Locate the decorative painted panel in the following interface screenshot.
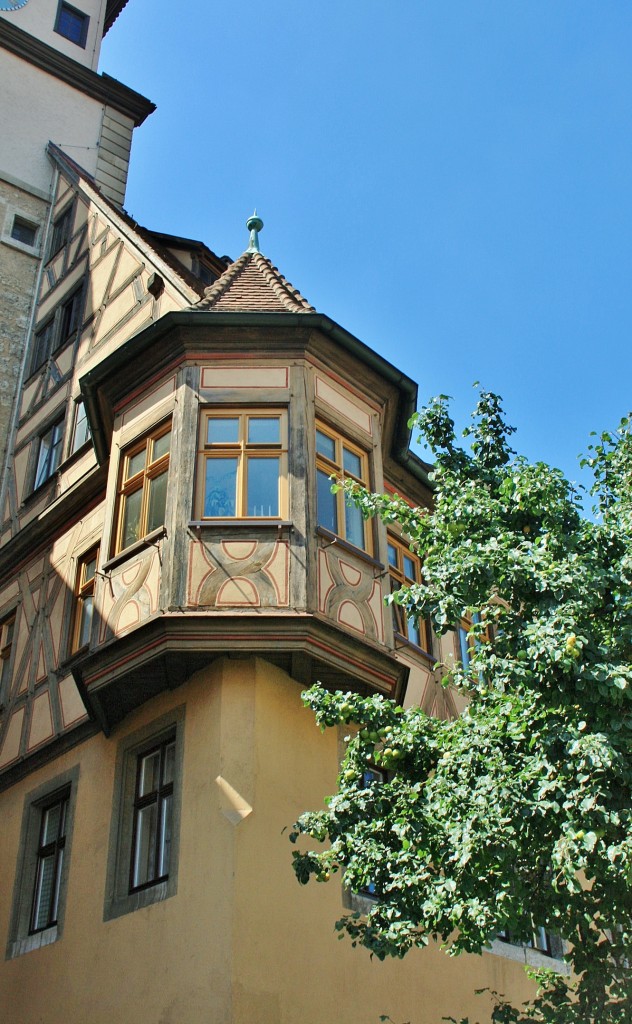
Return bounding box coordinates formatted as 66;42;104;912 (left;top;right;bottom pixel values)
188;538;290;608
317;546;384;643
98;546;162;642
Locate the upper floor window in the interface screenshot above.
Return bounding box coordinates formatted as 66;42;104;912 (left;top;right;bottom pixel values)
48;205;72;259
70;399;91;454
114;423;171;553
387;534;432;652
71;547;99;653
34;418;64;490
316;422;369;551
54;1;89;47
31;320;55;375
0;612;16;703
197;409;287;519
30;282;84;378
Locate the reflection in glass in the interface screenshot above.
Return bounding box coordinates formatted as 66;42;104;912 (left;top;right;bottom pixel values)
207;418;239;444
121;488;142;548
317;469;337;533
345;501;364;549
248;417;280;445
316;430;336;461
147;471;168;533
343;446;362;477
204;458;237;516
247;457;279;516
133;803;158;888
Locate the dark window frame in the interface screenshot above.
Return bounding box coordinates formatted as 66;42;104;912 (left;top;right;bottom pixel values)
48;204;73;260
129;734;175;893
11;215;38;248
54;0;89;47
0;610;17;705
33;416;65;491
29;790;69;935
69;398;91;455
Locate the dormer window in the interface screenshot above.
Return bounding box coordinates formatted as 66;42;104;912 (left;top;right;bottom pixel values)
54;1;89;47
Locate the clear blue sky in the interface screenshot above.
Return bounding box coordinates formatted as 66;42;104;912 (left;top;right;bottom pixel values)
101;1;632;488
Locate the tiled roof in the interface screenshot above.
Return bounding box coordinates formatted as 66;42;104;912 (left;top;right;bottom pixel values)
192;251;316;314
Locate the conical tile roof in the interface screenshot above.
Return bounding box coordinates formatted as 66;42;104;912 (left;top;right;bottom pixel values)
192;250;315;314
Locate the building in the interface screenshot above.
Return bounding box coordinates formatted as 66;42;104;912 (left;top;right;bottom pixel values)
0;4;558;1022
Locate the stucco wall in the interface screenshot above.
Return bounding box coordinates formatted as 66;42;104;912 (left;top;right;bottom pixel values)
0;657;539;1024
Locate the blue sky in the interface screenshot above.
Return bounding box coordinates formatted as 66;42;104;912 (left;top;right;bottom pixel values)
102;2;632;489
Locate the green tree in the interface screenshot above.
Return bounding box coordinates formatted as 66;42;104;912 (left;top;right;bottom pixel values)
291;391;632;1023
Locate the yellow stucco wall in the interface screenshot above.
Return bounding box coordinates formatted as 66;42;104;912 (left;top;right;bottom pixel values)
0;658;538;1024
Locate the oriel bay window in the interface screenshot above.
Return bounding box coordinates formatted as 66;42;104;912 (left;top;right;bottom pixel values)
115;422;171;553
387;534;432;652
316;422;369;551
197;409;287;518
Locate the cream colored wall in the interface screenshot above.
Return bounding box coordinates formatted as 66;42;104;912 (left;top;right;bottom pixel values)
0;657;538;1024
0;49;105;194
0;0;105;70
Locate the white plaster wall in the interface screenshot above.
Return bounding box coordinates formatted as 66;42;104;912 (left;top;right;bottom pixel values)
0;0;105;70
0;49;106;194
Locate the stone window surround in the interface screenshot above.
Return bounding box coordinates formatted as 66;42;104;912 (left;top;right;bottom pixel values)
1;206;41;257
5;765;80;960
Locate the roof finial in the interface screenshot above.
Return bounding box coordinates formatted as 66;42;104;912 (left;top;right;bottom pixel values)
246;210;263;253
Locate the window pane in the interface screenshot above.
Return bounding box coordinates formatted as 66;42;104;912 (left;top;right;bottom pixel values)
207;418;239;445
133;803;158;887
83;555;97;584
121;488;143;549
139;750;161;797
407;617;421;646
152;430;171;462
317;469;337;533
34;437;52;489
42;803;62;845
126;448;146;480
203;458;237;516
246;457;279;516
58;5;86;44
403;555;416;580
248;417;280;445
32;855;56;930
50;424;64;473
343;446;362;478
316;430;336;461
72;401;90;451
50;849;64;924
12;217;37;246
147;470;168;533
387;543;398;567
458;626;471;669
163;741;176;785
345;501;364;549
77;595;93;649
159;794;173;877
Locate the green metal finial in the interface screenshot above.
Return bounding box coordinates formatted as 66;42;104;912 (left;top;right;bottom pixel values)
246;210;263;253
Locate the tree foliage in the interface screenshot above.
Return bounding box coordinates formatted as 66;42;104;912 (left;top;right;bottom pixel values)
290;391;632;1023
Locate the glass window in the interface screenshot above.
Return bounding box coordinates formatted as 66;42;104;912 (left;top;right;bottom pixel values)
57;287;83;349
70;399;91;454
387;534;432;652
197;409;287;519
11;216;37;247
71;547;98;653
48;205;72;258
34;418;64;490
130;735;175;891
114;423;171;553
31;320;55;375
30;791;69;934
0;612;16;702
315;421;370;551
54;1;89;46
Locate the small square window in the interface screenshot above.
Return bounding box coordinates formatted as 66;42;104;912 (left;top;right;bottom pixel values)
33;418;65;491
11;216;37;248
54;1;89;47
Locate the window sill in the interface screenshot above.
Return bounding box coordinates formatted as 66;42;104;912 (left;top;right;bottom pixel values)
102;526;167;572
1;235;41;258
486;938;570;974
316;526;382;570
189;519;293;530
393;632;436;666
6;925;58;960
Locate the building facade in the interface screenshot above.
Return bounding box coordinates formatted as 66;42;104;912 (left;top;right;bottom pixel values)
0;5;559;1023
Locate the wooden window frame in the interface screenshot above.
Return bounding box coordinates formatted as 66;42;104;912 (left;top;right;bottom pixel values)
29;789;69;935
196;408;288;520
129;733;175;894
71;546;99;654
113;421;171;555
0;611;16;704
33;417;65;491
48;204;73;259
387;533;432;653
69;398;91;455
315;420;371;553
31;319;55;375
